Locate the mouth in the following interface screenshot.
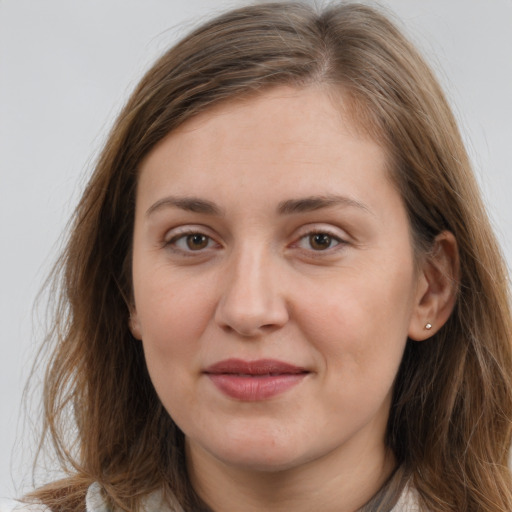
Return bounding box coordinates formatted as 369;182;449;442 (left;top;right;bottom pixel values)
204;359;310;401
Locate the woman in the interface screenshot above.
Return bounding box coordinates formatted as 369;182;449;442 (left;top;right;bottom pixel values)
10;1;512;511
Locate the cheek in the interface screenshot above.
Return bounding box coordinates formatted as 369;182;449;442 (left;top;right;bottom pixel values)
135;276;218;421
133;271;217;369
295;261;416;378
297;281;410;425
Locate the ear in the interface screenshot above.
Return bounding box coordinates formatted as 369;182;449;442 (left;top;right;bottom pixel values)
129;306;143;340
408;231;459;341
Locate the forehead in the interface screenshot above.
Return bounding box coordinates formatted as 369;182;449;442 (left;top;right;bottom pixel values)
171;84;378;145
138;85;391;194
137;85;395;214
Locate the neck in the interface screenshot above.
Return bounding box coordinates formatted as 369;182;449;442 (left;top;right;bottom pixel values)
186;434;396;512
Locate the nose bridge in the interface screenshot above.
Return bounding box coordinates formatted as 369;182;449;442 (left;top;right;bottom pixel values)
215;240;288;336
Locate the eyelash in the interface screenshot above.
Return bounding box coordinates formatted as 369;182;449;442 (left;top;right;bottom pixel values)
164;227;348;256
166;229;219;254
294;230;346;252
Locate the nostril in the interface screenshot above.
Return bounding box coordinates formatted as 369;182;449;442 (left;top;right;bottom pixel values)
216;308;286;337
213;264;289;336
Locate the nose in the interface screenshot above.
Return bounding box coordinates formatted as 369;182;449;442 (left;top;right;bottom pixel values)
214;247;289;337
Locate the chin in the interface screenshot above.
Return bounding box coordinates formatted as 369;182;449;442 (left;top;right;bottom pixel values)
219;451;305;473
203;434;314;473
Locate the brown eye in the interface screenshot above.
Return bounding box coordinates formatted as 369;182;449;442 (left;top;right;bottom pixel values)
309;233;334;250
186;234;210;250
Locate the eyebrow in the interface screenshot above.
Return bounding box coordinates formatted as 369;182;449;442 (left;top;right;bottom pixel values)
145;194;372;218
145;196;223;217
277;195;372;215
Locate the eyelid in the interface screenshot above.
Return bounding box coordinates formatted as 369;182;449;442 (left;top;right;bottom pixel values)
164;224;216;241
163;225;222;253
293;224;349;241
290;224;350;253
162;223;350;254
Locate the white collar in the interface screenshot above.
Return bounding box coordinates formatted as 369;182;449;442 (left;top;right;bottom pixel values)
85;481;419;512
85;482;184;512
389;484;420;511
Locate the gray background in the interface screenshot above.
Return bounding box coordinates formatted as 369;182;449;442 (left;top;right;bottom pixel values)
1;0;511;500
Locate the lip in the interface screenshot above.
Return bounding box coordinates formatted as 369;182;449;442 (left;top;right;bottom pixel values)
204;358;309;401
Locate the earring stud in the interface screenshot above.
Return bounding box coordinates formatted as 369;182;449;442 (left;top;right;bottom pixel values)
425;323;432;330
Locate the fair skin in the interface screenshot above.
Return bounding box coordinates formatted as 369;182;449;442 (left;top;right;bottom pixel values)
130;86;456;512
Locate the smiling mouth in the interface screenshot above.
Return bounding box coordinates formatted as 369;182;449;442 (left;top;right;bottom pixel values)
204;359;309;401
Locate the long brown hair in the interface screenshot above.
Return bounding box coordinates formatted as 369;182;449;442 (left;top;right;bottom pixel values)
27;2;512;511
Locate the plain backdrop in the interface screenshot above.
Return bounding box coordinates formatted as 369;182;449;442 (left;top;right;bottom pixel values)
1;0;511;500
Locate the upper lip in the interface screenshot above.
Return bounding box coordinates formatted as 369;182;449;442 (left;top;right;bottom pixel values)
204;358;309;375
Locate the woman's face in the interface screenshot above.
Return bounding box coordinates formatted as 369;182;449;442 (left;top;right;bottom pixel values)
131;86;425;474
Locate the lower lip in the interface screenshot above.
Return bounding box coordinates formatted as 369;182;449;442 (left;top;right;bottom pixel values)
207;373;307;401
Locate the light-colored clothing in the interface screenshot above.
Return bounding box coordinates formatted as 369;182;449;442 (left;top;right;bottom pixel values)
390;485;420;511
0;483;183;512
0;499;50;512
0;482;419;511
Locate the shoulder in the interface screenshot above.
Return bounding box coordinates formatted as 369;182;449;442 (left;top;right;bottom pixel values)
390;484;421;511
86;482;185;512
0;500;50;512
85;483;108;512
0;483;184;512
